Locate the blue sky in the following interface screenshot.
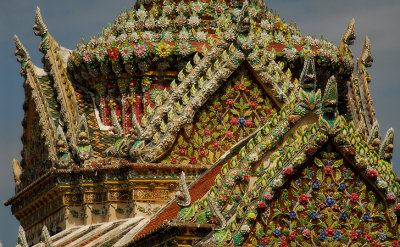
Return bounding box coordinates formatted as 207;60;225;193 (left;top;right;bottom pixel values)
1;0;399;246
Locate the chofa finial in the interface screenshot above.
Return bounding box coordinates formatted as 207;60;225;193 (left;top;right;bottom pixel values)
14;35;30;63
358;36;373;69
339;18;356;58
14;35;31;76
379;128;394;162
175;171;191;207
33;6;48;37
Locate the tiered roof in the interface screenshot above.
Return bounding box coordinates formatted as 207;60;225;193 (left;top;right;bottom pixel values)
6;0;398;246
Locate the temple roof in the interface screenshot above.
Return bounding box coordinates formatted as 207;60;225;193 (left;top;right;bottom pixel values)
8;1;394;246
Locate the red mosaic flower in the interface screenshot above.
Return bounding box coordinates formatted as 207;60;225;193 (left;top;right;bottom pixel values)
214;105;220;111
299;194;308;205
366;234;372;241
230;118;238;125
213;141;221;150
289;231;296;241
226;99;234;106
245;120;253;128
190;156;197;164
241;172;250;182
257;201;266;210
203;129;211;136
393;240;400;247
283;167;293;176
218;193;228;203
262;237;269;245
302;229;311;239
225;131;233;138
171;157;177;164
234;85;240;91
350;193;359;202
198;149;206;157
350;231;358;239
396;203;400;211
367;169;378;179
264;193;273;201
266;109;272;115
326;227;334;237
323;165;332;174
179;148;186;156
250;101;258;109
387;193;396;201
280;241;288;247
108;48;119;61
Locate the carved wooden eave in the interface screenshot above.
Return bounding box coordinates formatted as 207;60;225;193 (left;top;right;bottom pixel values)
14;35;58;163
34;6;80;144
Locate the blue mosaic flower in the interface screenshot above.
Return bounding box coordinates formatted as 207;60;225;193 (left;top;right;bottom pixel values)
310;171;314;178
320;230;327;241
238;118;246;126
289;211;296;220
379;233;386;241
333;230;342;240
326;197;335;207
311;211;319;220
363;213;371;221
339;182;346;190
340;212;348;220
273;228;281;237
312;181;320;190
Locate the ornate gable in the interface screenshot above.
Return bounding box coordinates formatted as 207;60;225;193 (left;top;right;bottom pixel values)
160;64;279;166
244;145;398;247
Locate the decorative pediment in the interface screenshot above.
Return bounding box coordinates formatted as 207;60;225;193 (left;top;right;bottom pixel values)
241;146;399;247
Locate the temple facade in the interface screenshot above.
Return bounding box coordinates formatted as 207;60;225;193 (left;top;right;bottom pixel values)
5;0;400;246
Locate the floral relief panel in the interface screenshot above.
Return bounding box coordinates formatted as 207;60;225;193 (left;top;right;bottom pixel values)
245;148;400;247
161;66;278;165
